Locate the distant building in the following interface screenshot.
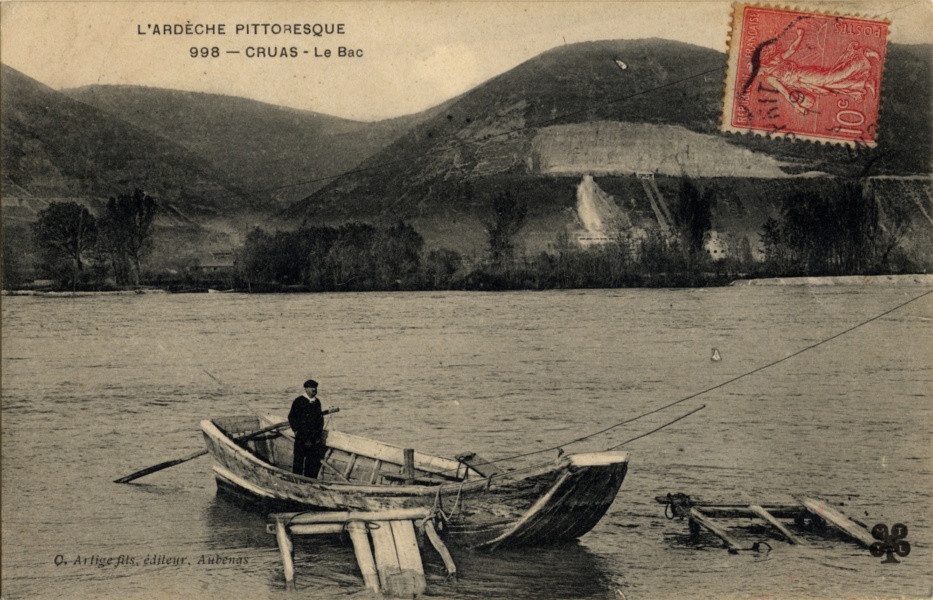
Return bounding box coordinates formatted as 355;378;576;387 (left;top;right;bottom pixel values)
190;251;235;274
705;230;727;258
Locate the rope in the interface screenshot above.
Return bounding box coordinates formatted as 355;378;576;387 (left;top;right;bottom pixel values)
606;405;706;450
353;286;930;482
478;287;933;465
453;481;465;517
429;486;447;523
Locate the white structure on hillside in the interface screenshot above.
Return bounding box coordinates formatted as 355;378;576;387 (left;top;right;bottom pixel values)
574;175;630;247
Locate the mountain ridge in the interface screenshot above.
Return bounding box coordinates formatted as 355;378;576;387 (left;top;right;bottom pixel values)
0;64;257;218
283;38;931;253
64;84;455;208
3;38;931;264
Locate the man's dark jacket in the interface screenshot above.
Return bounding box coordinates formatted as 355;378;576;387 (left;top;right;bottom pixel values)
288;395;324;476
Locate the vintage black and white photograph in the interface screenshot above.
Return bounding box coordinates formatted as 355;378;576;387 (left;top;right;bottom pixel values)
1;1;931;598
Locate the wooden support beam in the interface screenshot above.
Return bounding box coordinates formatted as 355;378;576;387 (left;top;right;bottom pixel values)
288;523;345;536
347;522;380;594
370;459;383;484
274;518;296;590
382;472;451;485
273;507;433;525
655;496;802;518
748;504;804;545
343;453;358;479
390;520;427;597
688;508;743;551
403;448;415;485
268;511;437;597
798;497;874;547
684;506;803;519
423;519;456;578
370;520;402;593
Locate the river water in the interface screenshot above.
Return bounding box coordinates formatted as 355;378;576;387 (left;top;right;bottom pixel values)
2;286;931;600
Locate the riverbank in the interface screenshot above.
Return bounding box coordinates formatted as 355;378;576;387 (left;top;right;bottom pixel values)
6;274;932;296
1;288;169;297
731;274;933;286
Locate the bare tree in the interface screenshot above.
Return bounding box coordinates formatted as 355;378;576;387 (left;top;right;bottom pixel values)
31;201;97;287
99;189;157;285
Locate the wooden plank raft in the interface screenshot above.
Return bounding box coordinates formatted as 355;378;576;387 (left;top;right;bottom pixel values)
657;493;875;552
268;507;455;597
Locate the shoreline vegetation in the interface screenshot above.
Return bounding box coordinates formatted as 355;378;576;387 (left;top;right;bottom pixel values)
4;274;933;296
5;180;930;295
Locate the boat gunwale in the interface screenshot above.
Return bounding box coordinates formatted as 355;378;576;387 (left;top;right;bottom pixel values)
200;418;630;497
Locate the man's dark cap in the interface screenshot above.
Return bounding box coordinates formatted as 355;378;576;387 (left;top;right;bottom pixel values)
303;379;318;389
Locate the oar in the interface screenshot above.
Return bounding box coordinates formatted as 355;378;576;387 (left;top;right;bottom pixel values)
115;408;339;484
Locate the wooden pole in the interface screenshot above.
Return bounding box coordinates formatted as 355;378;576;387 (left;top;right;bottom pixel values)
403;448;415;485
115;408;338;484
273;508;432;525
423;519;457;578
287;523;345;536
274;517;296;590
347;522;380;594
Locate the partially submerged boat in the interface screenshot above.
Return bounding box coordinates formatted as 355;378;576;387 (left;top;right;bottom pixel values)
201;415;630;549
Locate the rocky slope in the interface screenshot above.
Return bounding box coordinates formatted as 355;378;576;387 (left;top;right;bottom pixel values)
285;39;932;254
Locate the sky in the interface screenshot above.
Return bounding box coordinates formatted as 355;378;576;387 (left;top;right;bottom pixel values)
1;0;931;121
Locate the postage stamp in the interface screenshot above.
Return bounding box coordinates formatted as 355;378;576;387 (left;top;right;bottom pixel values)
722;3;889;146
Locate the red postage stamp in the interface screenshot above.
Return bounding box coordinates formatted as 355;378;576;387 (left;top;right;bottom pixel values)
722;4;889;146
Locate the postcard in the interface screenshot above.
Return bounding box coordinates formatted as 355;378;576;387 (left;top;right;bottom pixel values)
2;1;931;599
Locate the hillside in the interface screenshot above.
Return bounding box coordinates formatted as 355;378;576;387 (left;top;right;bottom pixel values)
65;86;452;208
286;39;932;252
0;65;256;220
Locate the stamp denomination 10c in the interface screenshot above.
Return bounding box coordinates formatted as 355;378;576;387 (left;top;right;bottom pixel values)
722;3;888;147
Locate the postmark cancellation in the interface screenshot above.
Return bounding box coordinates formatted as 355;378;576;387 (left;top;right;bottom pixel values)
722;3;889;147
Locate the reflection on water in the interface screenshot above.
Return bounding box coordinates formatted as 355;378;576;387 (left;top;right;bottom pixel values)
450;544;618;600
204;493;619;600
2;288;931;599
204;495;271;551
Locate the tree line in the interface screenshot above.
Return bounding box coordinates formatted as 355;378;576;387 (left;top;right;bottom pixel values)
232;178;920;291
28;189;157;288
232;180;734;291
759;181;917;276
235;221;430;291
10;178;921;292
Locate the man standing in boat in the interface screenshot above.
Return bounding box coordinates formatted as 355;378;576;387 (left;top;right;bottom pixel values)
288;379;325;478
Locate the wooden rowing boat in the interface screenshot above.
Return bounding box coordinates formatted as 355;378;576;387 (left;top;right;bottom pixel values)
200;415;630;549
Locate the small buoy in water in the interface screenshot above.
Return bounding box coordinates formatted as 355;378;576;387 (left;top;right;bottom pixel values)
711;348;722;362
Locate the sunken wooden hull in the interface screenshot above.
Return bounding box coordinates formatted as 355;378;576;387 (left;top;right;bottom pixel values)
201;415;629;549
